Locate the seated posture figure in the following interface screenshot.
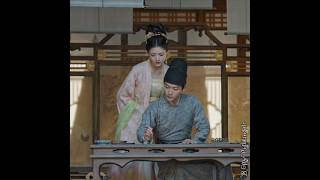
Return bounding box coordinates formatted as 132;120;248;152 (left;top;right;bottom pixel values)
137;58;233;180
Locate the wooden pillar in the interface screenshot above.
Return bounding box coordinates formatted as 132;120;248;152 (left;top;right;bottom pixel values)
177;28;187;57
121;34;128;60
92;44;100;142
221;46;228;139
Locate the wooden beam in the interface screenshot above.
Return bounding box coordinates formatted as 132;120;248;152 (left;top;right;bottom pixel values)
98;60;223;66
70;56;95;60
205;30;223;46
70;72;94;76
70;43;96;48
134;22;207;32
224;44;250;48
70;46;80;51
98;34;114;46
186;61;223;66
226;57;249;61
98;45;222;50
226;72;250;76
98;60;143;66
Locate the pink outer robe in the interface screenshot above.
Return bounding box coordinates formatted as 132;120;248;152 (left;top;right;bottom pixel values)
116;60;169;143
109;60;168;180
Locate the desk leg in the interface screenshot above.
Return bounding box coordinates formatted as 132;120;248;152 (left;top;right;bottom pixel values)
224;165;233;180
214;164;233;180
93;160;100;180
212;165;217;180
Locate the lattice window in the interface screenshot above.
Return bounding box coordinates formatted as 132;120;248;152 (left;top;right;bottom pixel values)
205;11;227;29
134;10;197;23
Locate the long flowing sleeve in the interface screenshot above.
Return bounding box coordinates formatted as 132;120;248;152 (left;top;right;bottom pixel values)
116;68;136;113
191;97;210;144
137;102;158;143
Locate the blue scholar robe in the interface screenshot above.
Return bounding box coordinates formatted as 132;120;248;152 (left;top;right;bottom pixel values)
137;94;232;180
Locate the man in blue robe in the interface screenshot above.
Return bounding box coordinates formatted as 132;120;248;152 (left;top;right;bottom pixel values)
137;58;232;180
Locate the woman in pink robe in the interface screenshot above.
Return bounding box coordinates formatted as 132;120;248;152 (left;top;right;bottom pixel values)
110;24;169;180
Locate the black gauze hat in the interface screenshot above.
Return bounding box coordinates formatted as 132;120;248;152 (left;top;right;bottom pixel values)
164;58;188;88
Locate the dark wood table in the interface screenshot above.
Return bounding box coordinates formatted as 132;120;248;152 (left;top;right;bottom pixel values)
90;143;250;180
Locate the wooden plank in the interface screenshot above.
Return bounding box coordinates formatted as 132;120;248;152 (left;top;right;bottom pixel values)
97;60;223;66
70;72;94;76
226;72;250;76
224;44;250;48
70;43;96;47
102;56;216;59
99;45;222;50
226;57;249;61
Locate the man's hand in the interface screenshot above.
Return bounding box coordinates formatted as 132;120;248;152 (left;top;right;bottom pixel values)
144;127;153;141
181;139;193;144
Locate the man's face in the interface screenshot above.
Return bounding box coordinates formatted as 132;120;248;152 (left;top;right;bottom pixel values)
164;82;183;105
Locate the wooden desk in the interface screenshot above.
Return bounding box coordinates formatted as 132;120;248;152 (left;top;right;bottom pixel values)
90;143;250;180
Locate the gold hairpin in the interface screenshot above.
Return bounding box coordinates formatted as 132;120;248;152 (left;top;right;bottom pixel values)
145;33;168;44
146;32;167;40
